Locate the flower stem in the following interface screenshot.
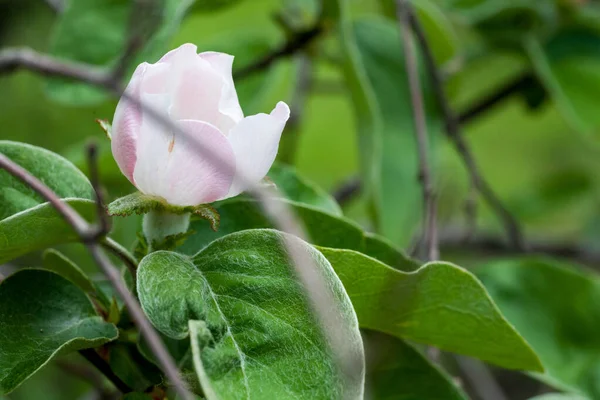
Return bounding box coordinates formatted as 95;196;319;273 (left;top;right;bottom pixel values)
143;210;190;251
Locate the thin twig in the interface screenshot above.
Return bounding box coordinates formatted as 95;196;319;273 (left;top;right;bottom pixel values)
407;8;526;251
458;73;536;125
112;0;160;81
233;25;323;80
101;237;138;280
439;227;600;266
87;143;111;239
0;48;110;86
395;0;439;261
0;154;193;400
333;177;362;206
78;349;132;394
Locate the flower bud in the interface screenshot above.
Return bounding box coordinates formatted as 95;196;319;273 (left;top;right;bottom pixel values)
111;43;290;206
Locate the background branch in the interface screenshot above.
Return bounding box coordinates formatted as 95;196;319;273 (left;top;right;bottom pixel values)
458;73;536;125
396;0;439;261
407;7;526;251
233;24;322;80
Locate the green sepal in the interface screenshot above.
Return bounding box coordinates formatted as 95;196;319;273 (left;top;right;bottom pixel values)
108;192;220;231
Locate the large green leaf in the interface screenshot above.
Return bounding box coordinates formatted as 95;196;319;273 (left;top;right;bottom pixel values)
46;0;194;105
0;199;96;264
477;257;600;398
319;247;543;371
137;229;364;399
0;141;93;220
0;269;118;394
179;197;418;272
364;331;468;400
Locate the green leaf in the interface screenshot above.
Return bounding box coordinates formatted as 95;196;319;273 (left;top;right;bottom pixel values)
525;30;600;136
137;229;364;399
46;0;194;105
318;247;543;371
42;249;96;295
477;257;600;398
0;269;118;395
333;11;441;246
268;163;342;216
0;199;96;264
364;331;468;400
179;197;419;272
0;141;93;220
108;192;219;231
43;249;112;311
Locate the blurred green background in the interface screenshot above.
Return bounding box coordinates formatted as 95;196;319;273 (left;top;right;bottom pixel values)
3;0;600;399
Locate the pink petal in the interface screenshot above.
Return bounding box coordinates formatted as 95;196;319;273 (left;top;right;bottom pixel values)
132;104;236;206
111;62;148;183
224;101;290;199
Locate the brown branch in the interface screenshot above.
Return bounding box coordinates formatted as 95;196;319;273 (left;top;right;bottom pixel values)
233;25;323;80
407;8;526;251
0;153;193;400
439;228;600;266
101;237;138;280
396;0;439;261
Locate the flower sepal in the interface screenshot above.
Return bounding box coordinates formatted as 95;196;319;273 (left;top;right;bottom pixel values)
107;191;220;232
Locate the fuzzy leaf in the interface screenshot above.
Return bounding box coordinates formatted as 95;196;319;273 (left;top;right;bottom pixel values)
319;247;543;372
137;229;364;399
0;269;118;394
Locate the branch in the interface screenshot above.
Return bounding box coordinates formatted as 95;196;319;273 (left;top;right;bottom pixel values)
458;73;536;125
407;8;526;250
233;25;323;80
396;0;439;261
333;177;362;206
439;228;600;266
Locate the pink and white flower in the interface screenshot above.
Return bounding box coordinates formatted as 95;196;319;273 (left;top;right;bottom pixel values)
111;43;290;206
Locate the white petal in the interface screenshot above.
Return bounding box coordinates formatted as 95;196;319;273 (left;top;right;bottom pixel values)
199;51;244;129
133;92;236;206
223;101;290;199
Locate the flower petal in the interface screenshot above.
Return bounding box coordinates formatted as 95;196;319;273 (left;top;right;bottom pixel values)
132;97;236;206
158;43;199;64
224;101;290;199
199;51;244;128
111;62;148;183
